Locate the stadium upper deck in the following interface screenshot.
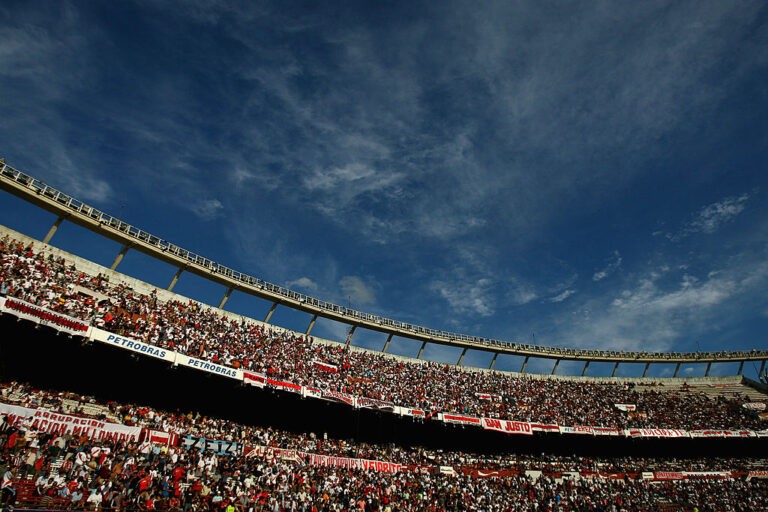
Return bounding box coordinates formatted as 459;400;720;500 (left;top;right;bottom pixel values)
1;158;768;380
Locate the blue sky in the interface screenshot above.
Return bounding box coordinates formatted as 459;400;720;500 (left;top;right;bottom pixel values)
1;1;768;378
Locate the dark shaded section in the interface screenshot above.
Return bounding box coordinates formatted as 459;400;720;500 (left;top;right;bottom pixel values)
0;314;766;460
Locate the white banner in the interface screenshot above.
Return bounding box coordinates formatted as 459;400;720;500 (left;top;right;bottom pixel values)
1;297;91;337
176;354;242;380
615;404;637;412
482;418;533;435
559;425;593;435
90;329;176;362
243;371;266;387
0;404;140;442
626;428;689;438
742;402;766;411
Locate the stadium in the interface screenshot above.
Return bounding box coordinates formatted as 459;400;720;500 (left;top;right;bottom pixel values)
1;157;767;512
2;3;768;511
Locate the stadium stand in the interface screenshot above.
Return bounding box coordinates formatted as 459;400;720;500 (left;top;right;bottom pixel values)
0;235;766;435
1;381;768;512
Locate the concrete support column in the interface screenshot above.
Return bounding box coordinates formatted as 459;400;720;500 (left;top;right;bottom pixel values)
705;362;712;377
417;340;427;359
218;287;233;309
643;362;651;378
264;302;278;324
305;315;318;336
760;360;766;378
520;356;529;374
489;352;499;370
457;348;468;366
738;361;744;375
344;325;356;346
612;362;620;377
673;363;681;378
110;245;130;271
382;333;393;353
551;359;561;375
582;360;590;377
43;216;65;244
167;268;183;292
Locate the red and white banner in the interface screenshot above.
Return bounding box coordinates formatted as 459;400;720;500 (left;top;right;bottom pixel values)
401;407;426;418
742;402;766;411
312;360;338;373
267;377;302;394
145;429;179;446
748;471;768;480
615;404;637;412
1;297;91;336
559;425;593;435
475;393;502;402
243;371;266;388
592;426;622;436
303;387;323;399
653;472;686;481
482;418;533;435
626;428;688;438
307;453;404;473
91;329;176;362
321;390;356;406
531;423;560;433
0;404;140;442
689;430;755;438
442;413;482;426
245;446;304;463
356;397;395;411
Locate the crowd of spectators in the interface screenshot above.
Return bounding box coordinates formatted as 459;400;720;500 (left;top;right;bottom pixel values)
1;236;766;433
2;380;768;512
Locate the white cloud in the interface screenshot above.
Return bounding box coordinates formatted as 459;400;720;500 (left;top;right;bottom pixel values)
551;257;768;352
191;199;224;220
668;193;751;241
593;251;622;282
549;289;576;303
285;277;319;291
431;278;495;317
339;275;376;306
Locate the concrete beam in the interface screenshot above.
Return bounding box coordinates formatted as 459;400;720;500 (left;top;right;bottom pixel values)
673;363;681;378
110;245;130;271
417;340;427;359
520;356;529;374
643;362;651;378
42;216;65;244
457;347;468;366
218;287;233;309
705;362;712;377
167;268;183;292
582;360;590;377
489;352;499;370
551;359;561;375
306;314;318;336
611;362;620;377
382;333;393;353
264;302;278;324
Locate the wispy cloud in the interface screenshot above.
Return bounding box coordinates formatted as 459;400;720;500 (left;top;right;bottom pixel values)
667;193;751;241
191;199;224;220
285;277;319;292
549;289;576;303
593;251;622;282
430;278;495;317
